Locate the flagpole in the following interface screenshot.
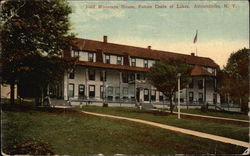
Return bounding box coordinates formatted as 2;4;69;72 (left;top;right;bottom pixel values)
193;29;198;56
196;46;197;56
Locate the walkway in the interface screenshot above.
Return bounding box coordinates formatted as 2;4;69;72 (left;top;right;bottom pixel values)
82;111;250;148
165;111;249;123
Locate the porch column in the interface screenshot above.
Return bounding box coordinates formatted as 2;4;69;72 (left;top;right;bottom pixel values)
119;71;122;105
64;72;68;100
134;72;137;104
149;85;152;104
103;70;106;103
203;76;206;104
85;68;88;99
186;85;188;109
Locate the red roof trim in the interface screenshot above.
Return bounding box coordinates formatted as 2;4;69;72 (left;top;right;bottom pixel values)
76;61;149;72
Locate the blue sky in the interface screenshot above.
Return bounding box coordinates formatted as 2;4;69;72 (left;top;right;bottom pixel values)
68;0;249;68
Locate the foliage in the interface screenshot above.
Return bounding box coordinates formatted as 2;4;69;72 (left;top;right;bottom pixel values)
1;0;75;104
147;59;192;113
17;54;75;99
218;48;249;112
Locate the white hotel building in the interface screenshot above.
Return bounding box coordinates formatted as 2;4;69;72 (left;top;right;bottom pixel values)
51;36;220;107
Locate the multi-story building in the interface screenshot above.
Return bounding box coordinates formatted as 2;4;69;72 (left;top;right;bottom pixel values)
51;36;220;107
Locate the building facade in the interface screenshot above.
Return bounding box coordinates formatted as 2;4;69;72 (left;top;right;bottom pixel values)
52;36;220;106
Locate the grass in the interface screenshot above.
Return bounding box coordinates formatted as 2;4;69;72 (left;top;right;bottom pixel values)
1;104;247;154
175;108;249;120
80;106;249;142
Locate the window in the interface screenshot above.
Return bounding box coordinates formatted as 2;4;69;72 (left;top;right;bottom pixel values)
117;56;122;65
122;72;128;83
78;85;85;98
123;87;128;95
107;87;113;95
198;80;203;89
105;55;110;64
68;83;74;97
115;87;120;96
100;71;106;81
189;92;193;102
198;93;203;103
189;79;194;88
144;60;148;68
100;86;104;99
107;86;113;100
89;85;95;98
72;51;79;58
131;58;136;66
213;79;217;91
88;53;94;62
136;73;141;80
115;87;120;100
69;70;75;79
159;92;164;101
88;70;95;80
129;73;135;82
141;73;146;80
144;89;149;101
213;93;217;104
151;90;156;101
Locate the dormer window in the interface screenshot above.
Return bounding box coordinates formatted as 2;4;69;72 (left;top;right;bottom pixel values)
105;54;110;64
72;51;79;58
69;70;75;79
144;60;148;68
131;58;136;66
88;53;94;62
117;56;122;65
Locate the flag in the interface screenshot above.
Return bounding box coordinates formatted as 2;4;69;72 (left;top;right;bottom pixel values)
193;30;198;44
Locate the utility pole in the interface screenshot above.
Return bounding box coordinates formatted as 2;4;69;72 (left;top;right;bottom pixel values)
177;73;181;119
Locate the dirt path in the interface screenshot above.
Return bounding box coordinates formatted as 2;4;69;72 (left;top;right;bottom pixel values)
82;111;250;148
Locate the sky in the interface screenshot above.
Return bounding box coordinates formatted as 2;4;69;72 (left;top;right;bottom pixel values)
68;0;249;68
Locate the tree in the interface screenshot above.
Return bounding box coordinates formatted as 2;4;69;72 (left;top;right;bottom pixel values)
1;0;74;105
147;59;192;113
218;48;249;113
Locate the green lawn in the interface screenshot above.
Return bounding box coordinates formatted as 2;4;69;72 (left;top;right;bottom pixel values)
80;106;249;142
2;105;247;154
175;108;249;120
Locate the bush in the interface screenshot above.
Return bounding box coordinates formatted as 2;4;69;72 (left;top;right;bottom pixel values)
201;105;208;112
103;103;108;107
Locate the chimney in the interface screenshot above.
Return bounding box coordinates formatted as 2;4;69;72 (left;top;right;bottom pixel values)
191;53;195;56
148;46;151;50
103;35;108;43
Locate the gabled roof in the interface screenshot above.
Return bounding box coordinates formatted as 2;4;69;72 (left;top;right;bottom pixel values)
71;38;219;68
190;65;214;77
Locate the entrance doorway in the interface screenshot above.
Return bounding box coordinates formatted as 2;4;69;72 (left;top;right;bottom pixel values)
136;88;140;102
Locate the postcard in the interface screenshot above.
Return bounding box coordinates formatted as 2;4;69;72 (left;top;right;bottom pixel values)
1;0;249;155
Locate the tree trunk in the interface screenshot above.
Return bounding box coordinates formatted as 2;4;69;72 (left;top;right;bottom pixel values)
41;87;44;107
10;81;15;105
169;95;173;114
